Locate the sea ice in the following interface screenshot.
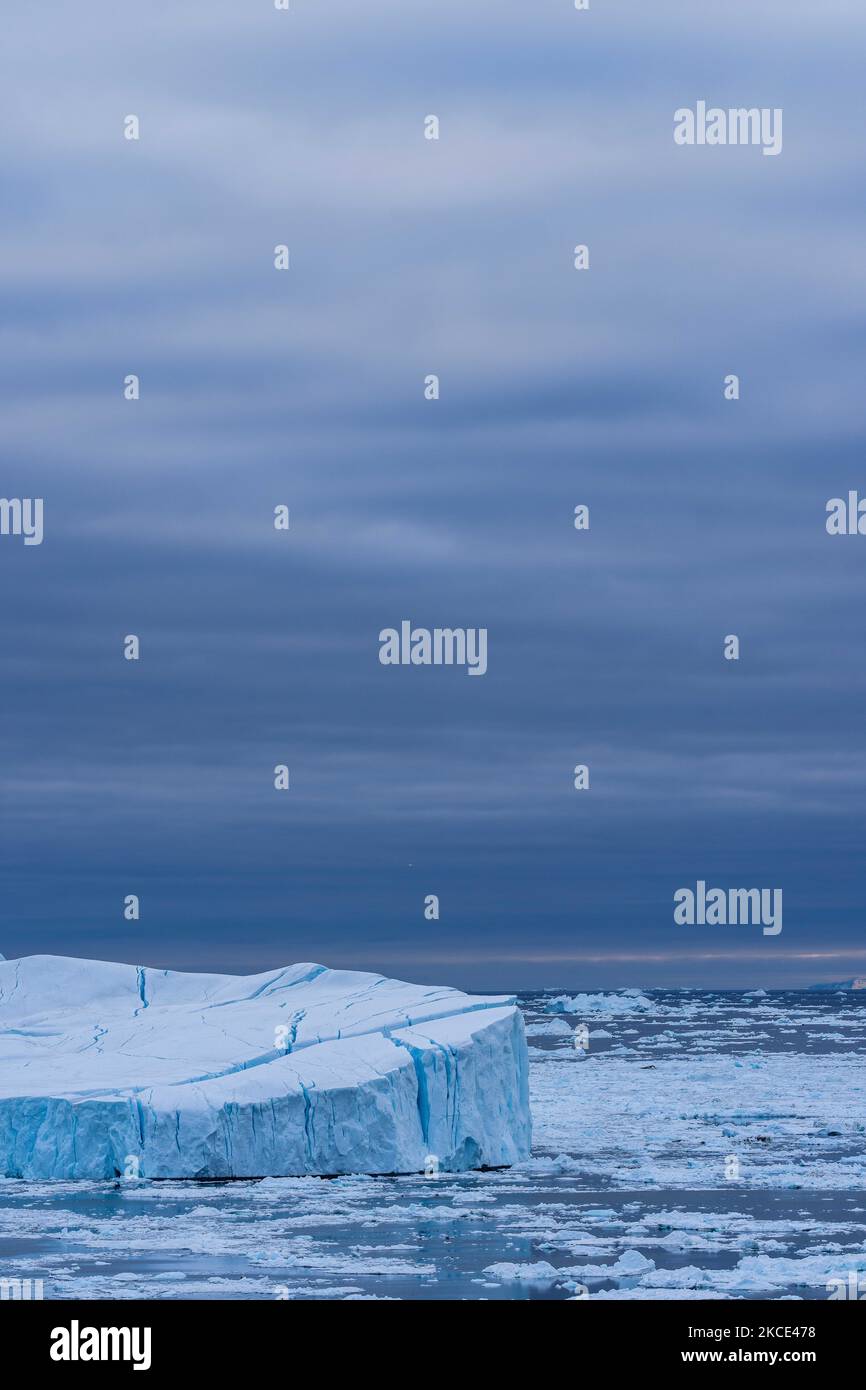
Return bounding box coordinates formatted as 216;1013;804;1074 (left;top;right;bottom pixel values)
545;991;654;1017
0;955;530;1180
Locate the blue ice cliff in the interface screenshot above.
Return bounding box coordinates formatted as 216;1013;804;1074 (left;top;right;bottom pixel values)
0;956;531;1179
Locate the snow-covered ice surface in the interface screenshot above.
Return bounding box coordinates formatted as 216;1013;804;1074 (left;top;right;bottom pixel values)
1;988;865;1300
0;956;530;1179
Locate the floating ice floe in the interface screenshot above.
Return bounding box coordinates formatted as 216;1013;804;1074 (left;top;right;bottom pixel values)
544;990;654;1017
0;955;530;1180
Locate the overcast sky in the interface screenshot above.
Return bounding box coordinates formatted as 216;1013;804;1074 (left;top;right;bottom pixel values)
2;1;865;989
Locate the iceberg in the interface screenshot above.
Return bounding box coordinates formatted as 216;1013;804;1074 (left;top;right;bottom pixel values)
0;955;530;1180
545;990;654;1017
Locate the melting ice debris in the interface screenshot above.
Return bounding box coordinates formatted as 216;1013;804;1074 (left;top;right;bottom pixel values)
0;955;531;1180
547;990;653;1017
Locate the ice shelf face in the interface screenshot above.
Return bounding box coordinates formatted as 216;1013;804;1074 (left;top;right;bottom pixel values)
0;956;531;1180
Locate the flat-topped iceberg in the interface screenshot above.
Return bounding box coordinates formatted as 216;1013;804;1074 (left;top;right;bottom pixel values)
809;978;866;991
0;955;530;1180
